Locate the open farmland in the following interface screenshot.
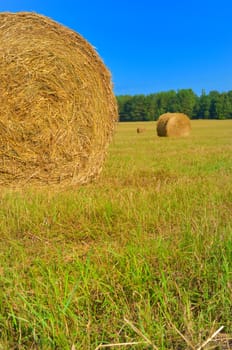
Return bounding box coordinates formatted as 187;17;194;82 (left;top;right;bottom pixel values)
0;120;232;349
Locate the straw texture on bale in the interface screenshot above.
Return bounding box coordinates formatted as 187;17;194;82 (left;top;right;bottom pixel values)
0;12;118;186
156;113;191;137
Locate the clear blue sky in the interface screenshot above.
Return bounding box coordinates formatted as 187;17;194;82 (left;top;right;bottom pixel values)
1;0;232;96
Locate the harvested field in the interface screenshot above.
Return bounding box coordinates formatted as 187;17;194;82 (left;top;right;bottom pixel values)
0;120;232;349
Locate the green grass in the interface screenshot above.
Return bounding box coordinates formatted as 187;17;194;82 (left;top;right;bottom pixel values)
0;120;232;349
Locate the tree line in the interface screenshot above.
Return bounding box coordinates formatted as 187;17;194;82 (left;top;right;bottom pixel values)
116;89;232;121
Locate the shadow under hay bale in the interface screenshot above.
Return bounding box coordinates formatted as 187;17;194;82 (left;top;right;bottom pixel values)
0;12;118;186
156;113;191;137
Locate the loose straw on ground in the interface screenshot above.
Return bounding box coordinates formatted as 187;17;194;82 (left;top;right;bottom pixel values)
94;317;158;350
196;326;224;350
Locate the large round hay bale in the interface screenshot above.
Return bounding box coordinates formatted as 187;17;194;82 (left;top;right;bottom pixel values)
156;113;191;137
0;12;118;186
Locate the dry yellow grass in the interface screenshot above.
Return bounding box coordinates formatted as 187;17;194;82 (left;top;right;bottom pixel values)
0;120;232;349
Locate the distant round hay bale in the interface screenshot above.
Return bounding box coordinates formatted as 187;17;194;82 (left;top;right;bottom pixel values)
156;113;191;137
0;12;118;186
136;127;146;133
